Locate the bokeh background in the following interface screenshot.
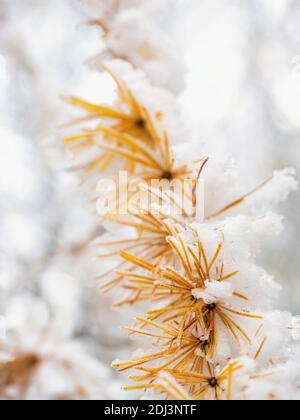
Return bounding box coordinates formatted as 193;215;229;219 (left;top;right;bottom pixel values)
0;0;299;398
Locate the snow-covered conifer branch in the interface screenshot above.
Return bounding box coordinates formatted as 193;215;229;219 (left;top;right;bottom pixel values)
63;0;299;400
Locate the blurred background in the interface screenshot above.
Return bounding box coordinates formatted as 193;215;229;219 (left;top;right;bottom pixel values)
0;0;299;398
